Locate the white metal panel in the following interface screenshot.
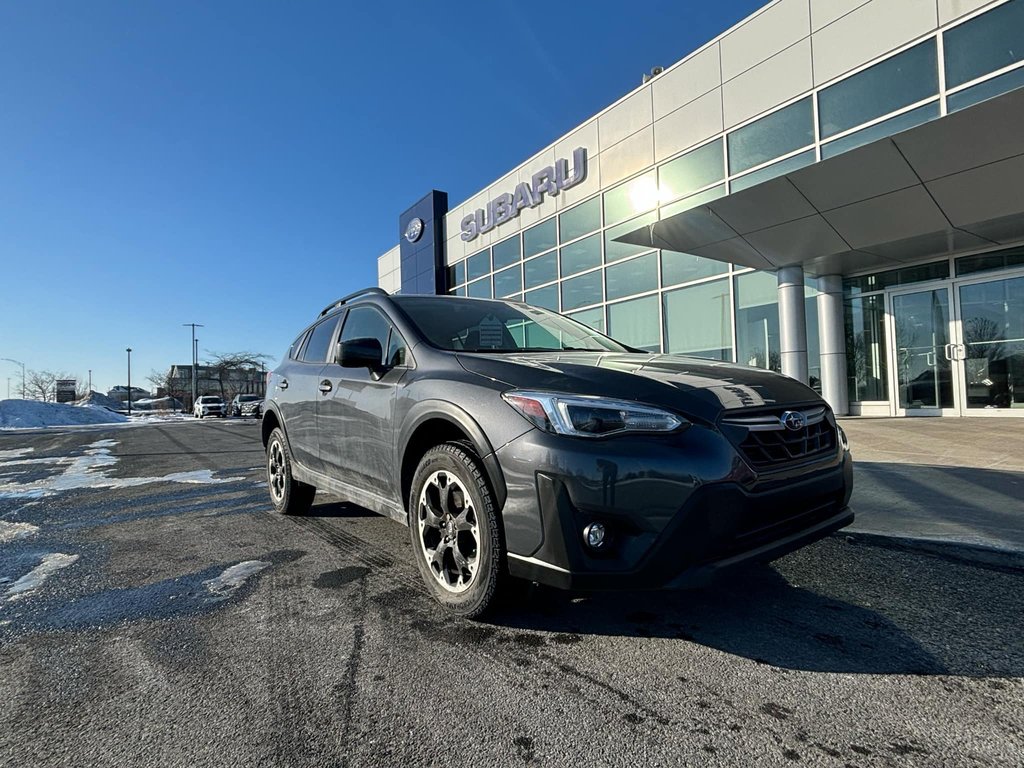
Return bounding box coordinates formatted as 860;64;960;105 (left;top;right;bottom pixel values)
938;0;998;24
597;87;654;151
811;0;938;84
723;39;813;128
653;89;724;162
721;0;810;80
652;43;723;120
810;0;870;31
598;126;655;186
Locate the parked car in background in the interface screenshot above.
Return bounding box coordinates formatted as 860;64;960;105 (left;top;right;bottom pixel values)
230;394;264;418
193;395;225;418
262;289;853;618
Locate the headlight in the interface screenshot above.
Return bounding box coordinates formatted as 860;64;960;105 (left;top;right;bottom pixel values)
501;390;688;438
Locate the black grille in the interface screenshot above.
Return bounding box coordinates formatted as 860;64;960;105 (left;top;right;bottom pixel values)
725;411;837;469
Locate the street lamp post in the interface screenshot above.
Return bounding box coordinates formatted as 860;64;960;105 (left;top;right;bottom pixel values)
1;358;25;399
182;323;204;409
126;348;133;416
88;369;92;394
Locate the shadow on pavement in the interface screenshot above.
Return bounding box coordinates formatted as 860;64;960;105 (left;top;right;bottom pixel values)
486;536;1024;678
306;501;380;518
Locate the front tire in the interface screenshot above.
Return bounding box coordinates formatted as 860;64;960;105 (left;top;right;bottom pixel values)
408;443;505;618
266;427;315;515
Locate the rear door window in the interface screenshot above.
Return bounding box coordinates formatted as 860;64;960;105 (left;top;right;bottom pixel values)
302;316;341;363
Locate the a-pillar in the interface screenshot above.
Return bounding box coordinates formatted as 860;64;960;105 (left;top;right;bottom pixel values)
816;274;849;415
776;266;808;384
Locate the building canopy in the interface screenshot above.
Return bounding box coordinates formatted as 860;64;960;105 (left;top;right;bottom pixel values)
614;87;1024;277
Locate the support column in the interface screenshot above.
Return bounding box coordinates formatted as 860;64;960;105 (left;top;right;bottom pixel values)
816;274;849;415
777;266;808;384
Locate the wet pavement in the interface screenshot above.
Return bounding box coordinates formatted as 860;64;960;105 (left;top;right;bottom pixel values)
0;420;1022;767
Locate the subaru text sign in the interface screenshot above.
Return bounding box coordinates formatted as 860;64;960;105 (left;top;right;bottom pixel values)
460;147;588;242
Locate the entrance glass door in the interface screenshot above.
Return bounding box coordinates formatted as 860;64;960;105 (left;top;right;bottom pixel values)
889;286;957;415
955;274;1024;414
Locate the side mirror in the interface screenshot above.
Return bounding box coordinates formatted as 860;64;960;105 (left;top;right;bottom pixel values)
338;337;383;370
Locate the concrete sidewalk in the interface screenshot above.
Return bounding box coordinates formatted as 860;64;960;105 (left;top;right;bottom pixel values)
840;418;1024;553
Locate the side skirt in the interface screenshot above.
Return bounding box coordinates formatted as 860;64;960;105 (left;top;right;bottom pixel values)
291;461;407;524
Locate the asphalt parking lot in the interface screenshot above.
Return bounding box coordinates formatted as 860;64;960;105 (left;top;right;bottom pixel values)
1;420;1022;767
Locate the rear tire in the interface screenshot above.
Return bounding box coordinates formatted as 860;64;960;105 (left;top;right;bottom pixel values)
408;443;505;618
267;427;315;515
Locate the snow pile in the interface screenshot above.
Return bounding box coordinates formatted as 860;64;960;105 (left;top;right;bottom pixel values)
0;400;129;429
75;391;124;411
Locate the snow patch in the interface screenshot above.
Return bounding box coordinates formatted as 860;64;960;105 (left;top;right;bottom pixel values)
0;439;242;499
0;400;129;430
203;560;271;599
6;553;79;600
0;520;39;543
0;447;34;460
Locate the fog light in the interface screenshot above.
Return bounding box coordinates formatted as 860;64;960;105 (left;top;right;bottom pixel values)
583;522;607;550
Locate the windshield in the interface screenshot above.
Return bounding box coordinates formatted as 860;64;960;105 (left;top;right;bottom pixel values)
393;297;629;353
239;395;260;402
199;396;221;403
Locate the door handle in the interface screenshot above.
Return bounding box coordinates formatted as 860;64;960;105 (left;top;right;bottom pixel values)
943;343;954;361
318;380;333;394
278;378;288;390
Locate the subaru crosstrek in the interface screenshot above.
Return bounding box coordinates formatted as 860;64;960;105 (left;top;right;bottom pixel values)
262;288;853;617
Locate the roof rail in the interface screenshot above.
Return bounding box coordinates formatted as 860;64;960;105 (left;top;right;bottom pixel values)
318;287;389;317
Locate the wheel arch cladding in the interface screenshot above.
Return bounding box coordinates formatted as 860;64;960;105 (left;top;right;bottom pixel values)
261;406;281;447
399;408;507;518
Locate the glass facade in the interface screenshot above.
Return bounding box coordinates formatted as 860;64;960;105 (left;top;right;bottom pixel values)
434;0;1024;411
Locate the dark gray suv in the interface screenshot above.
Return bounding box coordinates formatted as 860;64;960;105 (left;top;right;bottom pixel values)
262;288;853;617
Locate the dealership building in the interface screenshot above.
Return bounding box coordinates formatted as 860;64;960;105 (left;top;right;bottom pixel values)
377;0;1024;418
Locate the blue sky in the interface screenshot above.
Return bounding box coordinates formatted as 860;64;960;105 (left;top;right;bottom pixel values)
0;0;766;394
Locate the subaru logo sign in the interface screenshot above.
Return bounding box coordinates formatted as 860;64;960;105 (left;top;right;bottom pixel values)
404;217;424;243
781;410;805;431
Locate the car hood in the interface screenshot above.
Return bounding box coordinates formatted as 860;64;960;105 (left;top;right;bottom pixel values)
456;351;823;423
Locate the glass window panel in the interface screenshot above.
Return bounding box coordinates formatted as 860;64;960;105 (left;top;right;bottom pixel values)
660;184;727;219
608;295;661;351
525;284;559;311
603;170;658;225
605;210;658;263
959;276;1024;410
948;65;1024;112
560;233;602;277
523;251;557;288
447;260;466;288
819;39;938;139
467;250;490;281
956;246;1024;276
821;103;939;159
658;139;725;203
568;307;606;334
663;279;733;360
735;271;780;372
804;279;821;394
661;251;727;287
559;197;601;242
606;252;658;301
561;271;603;311
844;294;889;401
493;265;522;297
491;235;521;270
302;317;341;363
730;149;815;192
523;218;557;258
844;261;949;294
467;276;492;298
944;0;1024;88
727;97;813;175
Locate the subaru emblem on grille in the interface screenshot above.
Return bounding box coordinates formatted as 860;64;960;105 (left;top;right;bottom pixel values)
780;410;805;431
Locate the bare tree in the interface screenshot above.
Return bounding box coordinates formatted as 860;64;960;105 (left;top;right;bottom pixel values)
146;368;187;411
24;370;55;401
205;351;271;402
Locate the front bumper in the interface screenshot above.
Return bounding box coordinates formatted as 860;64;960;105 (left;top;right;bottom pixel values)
496;422;853;591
